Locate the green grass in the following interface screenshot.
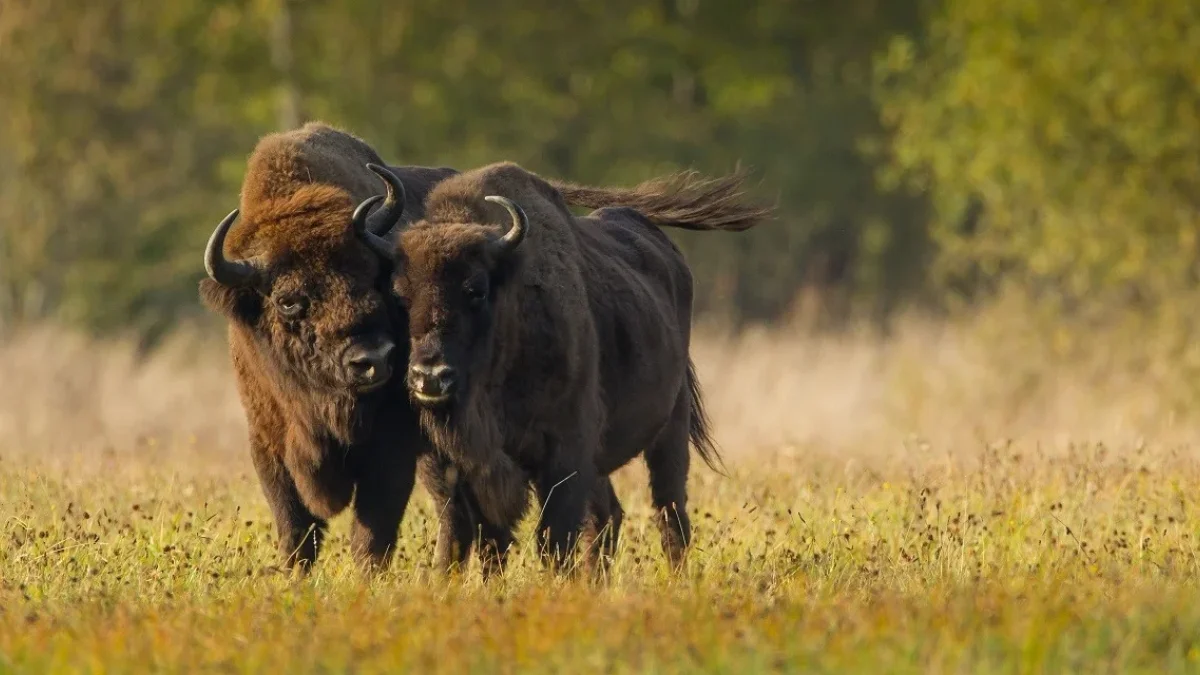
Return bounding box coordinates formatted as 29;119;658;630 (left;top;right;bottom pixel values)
6;443;1200;673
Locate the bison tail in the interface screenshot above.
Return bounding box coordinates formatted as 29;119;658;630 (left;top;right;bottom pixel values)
551;168;773;233
687;359;726;475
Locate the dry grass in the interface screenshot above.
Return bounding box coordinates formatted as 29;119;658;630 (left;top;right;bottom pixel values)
5;312;1200;672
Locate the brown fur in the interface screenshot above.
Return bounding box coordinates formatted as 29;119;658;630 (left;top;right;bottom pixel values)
388;162;771;573
549;168;772;232
199;122;458;572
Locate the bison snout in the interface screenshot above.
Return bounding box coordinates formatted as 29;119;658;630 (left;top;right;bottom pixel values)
407;362;457;404
342;340;395;392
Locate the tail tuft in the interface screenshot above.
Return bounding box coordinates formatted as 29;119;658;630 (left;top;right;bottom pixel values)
552;168;774;232
686;359;725;475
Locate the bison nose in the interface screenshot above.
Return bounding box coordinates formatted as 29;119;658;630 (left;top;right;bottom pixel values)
407;362;457;401
343;341;395;390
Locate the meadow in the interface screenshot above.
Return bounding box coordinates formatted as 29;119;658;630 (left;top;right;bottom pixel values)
5;312;1200;673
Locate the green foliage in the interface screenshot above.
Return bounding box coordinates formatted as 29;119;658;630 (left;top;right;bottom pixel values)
878;0;1200;311
0;0;927;337
0;0;271;338
3;0;1198;338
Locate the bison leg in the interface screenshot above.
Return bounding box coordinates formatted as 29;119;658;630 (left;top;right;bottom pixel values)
645;393;693;572
250;442;326;573
579;476;624;580
533;448;597;573
420;454;475;573
420;454;516;578
475;521;516;580
466;493;516;581
348;443;418;573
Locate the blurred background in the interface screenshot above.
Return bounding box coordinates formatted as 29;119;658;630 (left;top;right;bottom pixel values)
1;0;1198;461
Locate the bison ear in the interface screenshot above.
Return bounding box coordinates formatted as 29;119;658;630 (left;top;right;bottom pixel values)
199;278;263;325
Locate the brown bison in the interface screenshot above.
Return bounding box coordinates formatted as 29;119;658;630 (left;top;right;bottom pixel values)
199;122;462;572
372;162;770;573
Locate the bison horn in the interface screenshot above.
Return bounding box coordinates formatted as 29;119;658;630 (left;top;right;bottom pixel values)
362;228;396;260
361;163;407;236
204;209;263;287
485;196;528;255
351;194;398;260
351;194;384;232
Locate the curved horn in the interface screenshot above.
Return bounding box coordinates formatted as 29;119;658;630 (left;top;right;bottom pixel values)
204;209;262;287
350;194;397;260
484;195;529;255
350;194;383;233
362;229;396;261
363;163;407;235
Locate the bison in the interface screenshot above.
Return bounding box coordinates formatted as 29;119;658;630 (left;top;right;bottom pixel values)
371;162;771;574
199;122;462;573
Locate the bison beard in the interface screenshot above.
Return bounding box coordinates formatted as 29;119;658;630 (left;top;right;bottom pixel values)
376;161;771;575
417;405;530;526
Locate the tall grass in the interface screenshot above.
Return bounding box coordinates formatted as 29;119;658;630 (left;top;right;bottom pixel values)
6;309;1200;672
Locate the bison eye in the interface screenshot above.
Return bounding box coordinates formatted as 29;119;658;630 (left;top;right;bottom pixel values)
277;295;307;318
464;279;488;306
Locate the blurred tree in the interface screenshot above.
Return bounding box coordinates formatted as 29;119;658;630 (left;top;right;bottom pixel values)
879;0;1200;314
0;0;274;340
298;0;930;325
0;0;931;338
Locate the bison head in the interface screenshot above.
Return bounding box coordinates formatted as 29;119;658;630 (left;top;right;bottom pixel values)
381;188;528;409
200;164;407;395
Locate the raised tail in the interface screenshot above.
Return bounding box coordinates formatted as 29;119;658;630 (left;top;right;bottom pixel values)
686;359;725;475
551;168;773;232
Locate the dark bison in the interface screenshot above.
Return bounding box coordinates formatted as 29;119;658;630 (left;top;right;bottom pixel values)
199;122;462;572
373;162;770;573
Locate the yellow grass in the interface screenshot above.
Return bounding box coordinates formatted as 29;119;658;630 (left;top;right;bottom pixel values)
5;313;1200;673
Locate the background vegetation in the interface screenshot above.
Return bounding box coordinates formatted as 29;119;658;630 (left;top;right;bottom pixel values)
5;0;1195;340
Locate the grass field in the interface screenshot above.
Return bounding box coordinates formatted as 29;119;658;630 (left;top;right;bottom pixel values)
5;317;1200;673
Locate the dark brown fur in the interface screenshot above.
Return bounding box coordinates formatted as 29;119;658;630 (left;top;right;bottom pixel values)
550;168;771;232
199;122;458;572
387;162;770;574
